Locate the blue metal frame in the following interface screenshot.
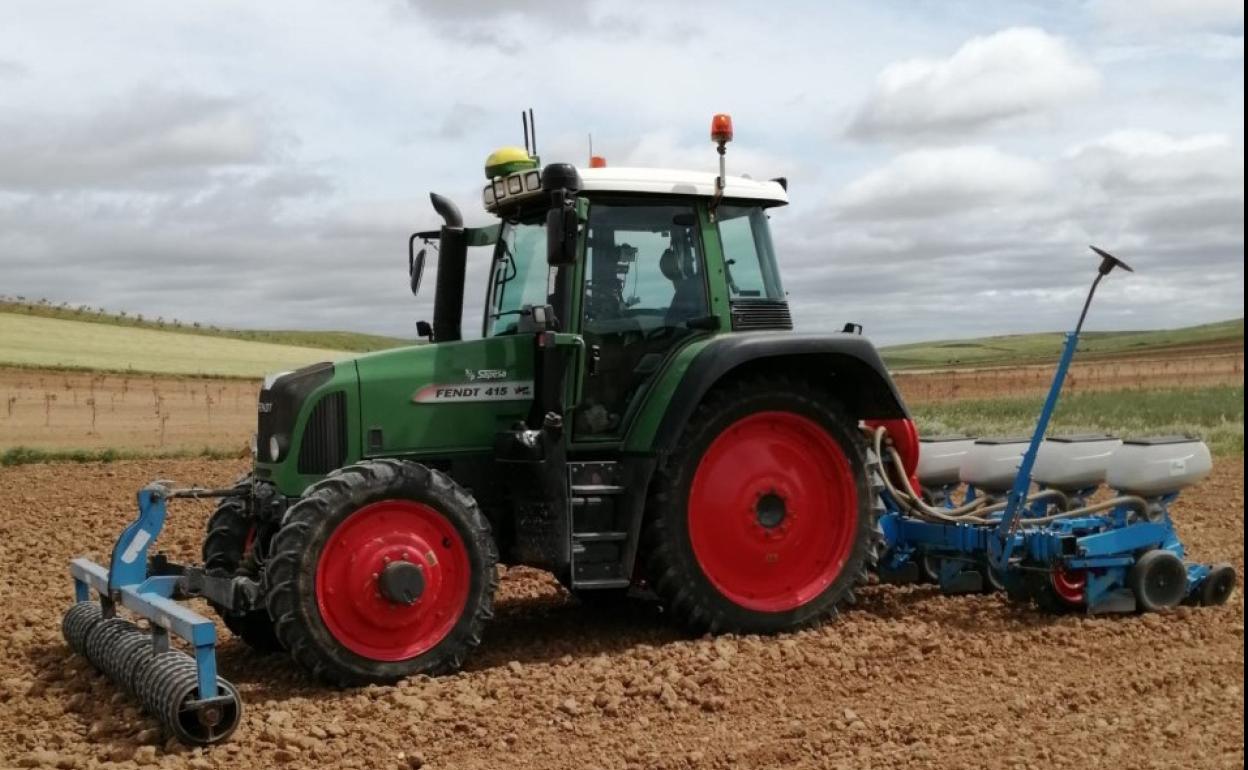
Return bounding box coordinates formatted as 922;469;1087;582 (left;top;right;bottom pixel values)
878;475;1220;613
875;251;1226;614
68;485;220;699
990;331;1079;572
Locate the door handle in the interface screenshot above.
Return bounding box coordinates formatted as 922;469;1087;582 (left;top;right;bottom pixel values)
587;345;601;376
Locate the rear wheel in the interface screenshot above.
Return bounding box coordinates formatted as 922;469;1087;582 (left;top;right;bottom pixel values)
1028;564;1086;613
644;376;874;634
264;460;497;685
1129;550;1187;612
202;484;283;652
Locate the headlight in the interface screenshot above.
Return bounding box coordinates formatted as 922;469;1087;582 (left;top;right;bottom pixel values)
269;435;282;462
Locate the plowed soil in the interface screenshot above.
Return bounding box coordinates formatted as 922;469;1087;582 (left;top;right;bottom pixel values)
0;459;1242;770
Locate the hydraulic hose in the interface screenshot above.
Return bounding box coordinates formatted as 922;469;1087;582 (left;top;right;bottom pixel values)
869;426;1149;527
871;426;1068;524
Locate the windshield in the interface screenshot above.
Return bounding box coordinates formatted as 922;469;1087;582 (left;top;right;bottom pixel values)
484;220;550;336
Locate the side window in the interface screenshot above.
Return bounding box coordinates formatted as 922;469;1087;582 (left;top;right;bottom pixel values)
576;201;707;437
717;205;784;300
584;202;706;332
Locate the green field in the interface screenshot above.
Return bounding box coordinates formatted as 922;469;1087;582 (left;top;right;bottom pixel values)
882;318;1244;370
0;313;356;377
913;385;1244;456
0;300;409;352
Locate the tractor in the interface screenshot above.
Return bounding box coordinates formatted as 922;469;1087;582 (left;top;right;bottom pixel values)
229;112;903;678
62;113;1234;746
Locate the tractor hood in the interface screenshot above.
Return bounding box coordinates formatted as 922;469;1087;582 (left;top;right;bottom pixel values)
352;333;536;457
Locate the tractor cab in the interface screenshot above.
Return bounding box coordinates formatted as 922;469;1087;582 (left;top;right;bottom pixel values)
474;157;792;439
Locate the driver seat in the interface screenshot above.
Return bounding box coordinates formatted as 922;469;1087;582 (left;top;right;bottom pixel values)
660;248;704;326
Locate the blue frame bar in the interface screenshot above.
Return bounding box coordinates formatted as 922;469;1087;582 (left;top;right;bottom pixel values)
991;331;1079;571
67;483;220;699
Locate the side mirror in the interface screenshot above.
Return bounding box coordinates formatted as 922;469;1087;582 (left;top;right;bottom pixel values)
409;245;427;297
546;194;578;266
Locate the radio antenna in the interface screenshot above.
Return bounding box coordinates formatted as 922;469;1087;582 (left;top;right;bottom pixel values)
522;111;530;156
588;132;593;162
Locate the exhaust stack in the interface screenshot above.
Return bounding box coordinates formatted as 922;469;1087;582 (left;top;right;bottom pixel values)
430;192;466;343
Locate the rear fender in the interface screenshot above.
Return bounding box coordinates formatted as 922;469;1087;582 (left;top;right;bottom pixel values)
625;333;910;454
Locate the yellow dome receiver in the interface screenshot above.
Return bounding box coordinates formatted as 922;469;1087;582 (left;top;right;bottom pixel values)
484;146;538;179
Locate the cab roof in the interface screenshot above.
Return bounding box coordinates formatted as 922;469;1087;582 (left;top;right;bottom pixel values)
578;166;789;206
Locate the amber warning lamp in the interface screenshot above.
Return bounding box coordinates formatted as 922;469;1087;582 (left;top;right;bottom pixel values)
710;113;733;214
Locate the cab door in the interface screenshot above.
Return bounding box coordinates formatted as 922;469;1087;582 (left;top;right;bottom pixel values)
572;198;711;440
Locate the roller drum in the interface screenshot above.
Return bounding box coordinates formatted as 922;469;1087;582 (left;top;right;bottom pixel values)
84;618;137;673
114;635;157;696
61;602;103;656
135;651;242;745
134;651;194;714
100;629;152;695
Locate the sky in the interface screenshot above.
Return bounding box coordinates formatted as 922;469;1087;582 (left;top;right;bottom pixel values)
0;0;1243;345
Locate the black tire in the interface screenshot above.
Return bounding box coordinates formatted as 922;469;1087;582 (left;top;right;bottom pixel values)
643;375;875;635
202;484;283;652
264;459;497;686
1026;569;1083;614
1199;564;1237;606
1129;549;1187;612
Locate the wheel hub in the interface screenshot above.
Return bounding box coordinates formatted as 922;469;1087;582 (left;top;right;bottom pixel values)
378;560;426;605
754;492;788;530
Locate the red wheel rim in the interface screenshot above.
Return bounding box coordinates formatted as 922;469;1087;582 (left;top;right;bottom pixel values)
315;500;470;661
1051;565;1086;606
242;526;257;559
688;411;858;612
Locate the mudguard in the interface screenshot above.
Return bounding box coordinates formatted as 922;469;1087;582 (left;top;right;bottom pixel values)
642;332;909;454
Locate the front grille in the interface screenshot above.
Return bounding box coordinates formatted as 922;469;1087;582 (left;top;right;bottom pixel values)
298;391;348;475
730;298;793;331
257;362;334;458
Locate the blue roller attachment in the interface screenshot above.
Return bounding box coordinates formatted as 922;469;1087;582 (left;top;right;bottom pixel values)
65;482;243;745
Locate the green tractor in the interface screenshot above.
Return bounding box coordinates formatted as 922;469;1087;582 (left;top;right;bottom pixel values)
199;114;912;686
227;114;908;683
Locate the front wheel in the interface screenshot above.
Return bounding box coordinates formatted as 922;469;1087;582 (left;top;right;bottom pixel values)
644;376;875;634
264;460;498;685
202;484;283;652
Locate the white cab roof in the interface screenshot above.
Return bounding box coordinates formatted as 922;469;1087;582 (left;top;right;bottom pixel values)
578;166;788;205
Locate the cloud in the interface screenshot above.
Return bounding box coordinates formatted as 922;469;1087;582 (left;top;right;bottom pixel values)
0;58;27;79
0;88;277;192
1093;0;1244;34
848;27;1101;140
0;2;1240;346
772;128;1244;342
437;103;490;140
834;146;1054;220
1066;130;1244;193
405;0;588;24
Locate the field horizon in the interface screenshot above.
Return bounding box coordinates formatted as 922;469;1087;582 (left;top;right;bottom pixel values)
2;296;1241;378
